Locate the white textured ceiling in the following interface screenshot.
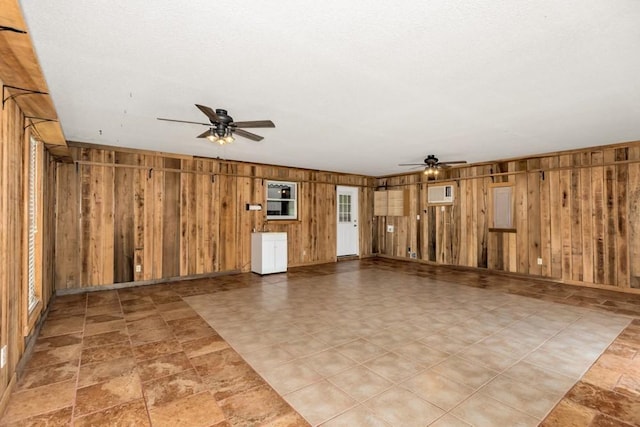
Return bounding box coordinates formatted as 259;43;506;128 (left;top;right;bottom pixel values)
20;0;640;176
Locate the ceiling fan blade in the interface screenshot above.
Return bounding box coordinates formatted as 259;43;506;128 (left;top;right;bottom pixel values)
441;161;467;165
157;117;210;126
231;120;275;128
196;129;212;138
195;104;219;122
398;163;426;166
234;128;264;141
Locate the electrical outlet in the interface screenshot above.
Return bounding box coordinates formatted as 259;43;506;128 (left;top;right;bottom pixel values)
407;247;411;253
417;214;420;220
537;257;543;266
411;252;417;259
387;225;394;233
135;265;142;273
1;345;6;369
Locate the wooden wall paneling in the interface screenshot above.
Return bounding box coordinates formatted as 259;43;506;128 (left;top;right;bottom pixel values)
476;168;490;268
591;151;606;284
514;161;528;274
113;152;136;283
629;147;640;288
539;158;552;277
162;158;180;278
615;149;629;288
570;154;583;282
558;155;572;281
548;161;562;279
133;161;145;282
603;149;618;286
580;153;594;284
218;163;237;271
179;159;192;275
206;160;219;273
54;164;79;289
527;159;541;276
236;174;253;271
151;156;165;279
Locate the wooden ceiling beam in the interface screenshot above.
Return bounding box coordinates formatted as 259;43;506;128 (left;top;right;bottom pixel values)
0;0;72;162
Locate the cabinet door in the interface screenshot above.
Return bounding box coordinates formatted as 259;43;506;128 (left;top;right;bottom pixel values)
274;240;288;272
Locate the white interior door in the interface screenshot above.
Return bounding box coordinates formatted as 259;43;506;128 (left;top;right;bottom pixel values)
337;186;359;256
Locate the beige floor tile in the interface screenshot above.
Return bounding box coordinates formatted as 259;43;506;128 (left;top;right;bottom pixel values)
452;393;539;427
364;386;444;427
302;349;357;377
260;360;323;395
431;356;498;389
364;352;423;383
334;338;386;363
285;381;356;426
400;370;475;410
479;374;564;419
502;361;577;395
429;413;472;427
320;404;390;426
393;341;450;367
327;365;392;402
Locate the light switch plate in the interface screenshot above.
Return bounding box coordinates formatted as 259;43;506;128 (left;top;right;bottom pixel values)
386;225;394;232
1;345;7;368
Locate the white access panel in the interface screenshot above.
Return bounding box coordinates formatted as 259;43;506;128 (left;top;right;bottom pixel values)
251;232;288;274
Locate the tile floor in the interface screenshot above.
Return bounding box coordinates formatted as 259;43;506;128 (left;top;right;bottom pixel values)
1;258;639;426
186;268;630;426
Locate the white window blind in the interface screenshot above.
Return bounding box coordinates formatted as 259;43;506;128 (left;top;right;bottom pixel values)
28;137;38;313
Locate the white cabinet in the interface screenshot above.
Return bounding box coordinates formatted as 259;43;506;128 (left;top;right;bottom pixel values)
251;232;288;274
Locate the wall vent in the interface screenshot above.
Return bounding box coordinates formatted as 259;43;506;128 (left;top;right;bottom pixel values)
427;184;454;204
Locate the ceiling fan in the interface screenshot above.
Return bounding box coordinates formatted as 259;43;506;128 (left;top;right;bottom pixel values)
157;104;275;145
399;154;467;176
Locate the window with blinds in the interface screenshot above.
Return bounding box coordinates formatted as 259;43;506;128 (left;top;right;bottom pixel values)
27;136;39;313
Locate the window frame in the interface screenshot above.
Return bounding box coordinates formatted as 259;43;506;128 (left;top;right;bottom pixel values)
265;180;298;220
488;182;516;232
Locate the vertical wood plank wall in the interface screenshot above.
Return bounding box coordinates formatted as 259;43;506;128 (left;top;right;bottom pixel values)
375;143;640;293
54;145;375;289
0;91;55;410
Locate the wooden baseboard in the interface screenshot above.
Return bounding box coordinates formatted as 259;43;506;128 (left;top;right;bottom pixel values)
374;254;640;295
0;374;17;420
56;270;241;295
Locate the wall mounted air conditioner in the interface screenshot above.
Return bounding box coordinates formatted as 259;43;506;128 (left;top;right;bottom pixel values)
428;184;454;204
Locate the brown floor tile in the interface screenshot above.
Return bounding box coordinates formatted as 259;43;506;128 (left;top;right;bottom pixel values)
78;356;138;388
262;411;311;427
148;391;226;427
136;351;193;382
167;316;210;331
16;360;78;391
74;399;150;427
33;333;82;352
126;315;168;335
85;313;124;324
86;290;119;305
161;307;200;321
129;326;173;346
142;368;205;409
81;342;133;365
182;334;230;358
0;380;76;424
150;294;183;305
83;329;129;348
193;349;267;401
85;302;122;316
24;344;82;370
121;296;154;306
84;319;127;337
74;373;143;417
590;414;636;427
174;325;217;343
122;303;157;315
38;316;85;338
155;301;192;312
133;339;183;361
219;384;293;427
566;381;640;426
614;374;640;398
0;406;72;427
